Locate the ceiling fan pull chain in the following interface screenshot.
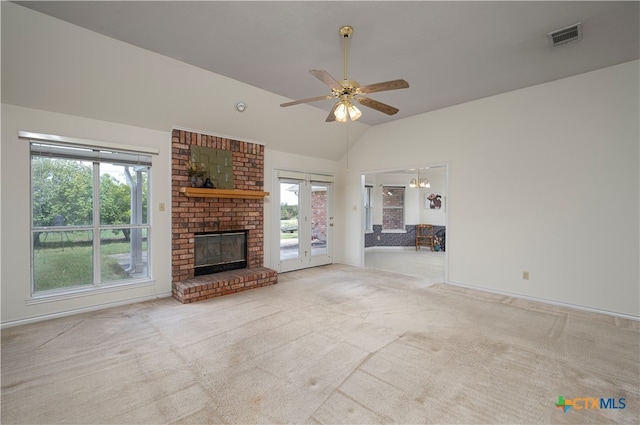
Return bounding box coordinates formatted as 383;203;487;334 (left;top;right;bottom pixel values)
345;119;350;173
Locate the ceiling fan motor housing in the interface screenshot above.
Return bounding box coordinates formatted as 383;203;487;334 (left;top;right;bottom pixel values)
333;80;360;97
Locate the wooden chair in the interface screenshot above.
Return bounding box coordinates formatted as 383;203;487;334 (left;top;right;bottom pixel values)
415;224;434;251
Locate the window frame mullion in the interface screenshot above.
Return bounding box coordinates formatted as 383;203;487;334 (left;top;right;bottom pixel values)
92;161;101;285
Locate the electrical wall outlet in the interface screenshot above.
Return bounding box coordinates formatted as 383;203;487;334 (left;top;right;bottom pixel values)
522;271;530;280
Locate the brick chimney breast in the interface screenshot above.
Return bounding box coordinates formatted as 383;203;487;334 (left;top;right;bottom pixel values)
171;129;276;303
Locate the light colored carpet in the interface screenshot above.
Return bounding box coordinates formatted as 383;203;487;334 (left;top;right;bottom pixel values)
2;264;638;424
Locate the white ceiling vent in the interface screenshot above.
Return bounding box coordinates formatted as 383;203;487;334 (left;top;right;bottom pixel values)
548;23;582;47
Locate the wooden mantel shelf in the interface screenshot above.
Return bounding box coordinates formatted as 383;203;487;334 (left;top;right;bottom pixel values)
179;187;269;199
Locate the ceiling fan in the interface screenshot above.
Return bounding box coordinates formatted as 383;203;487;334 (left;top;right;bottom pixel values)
280;26;409;122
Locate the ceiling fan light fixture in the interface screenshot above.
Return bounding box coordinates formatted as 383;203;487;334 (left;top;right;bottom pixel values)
334;100;361;122
334;102;348;122
348;103;362;121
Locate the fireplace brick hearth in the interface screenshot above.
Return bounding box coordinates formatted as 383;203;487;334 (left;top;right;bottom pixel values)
172;267;277;303
171;129;277;303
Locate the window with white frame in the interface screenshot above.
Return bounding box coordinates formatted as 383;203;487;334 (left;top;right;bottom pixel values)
364;185;373;232
382;186;405;231
30;141;152;294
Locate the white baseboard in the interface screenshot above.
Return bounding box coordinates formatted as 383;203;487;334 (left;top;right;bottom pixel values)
334;259;360;267
446;280;639;321
1;292;173;329
364;246;415;252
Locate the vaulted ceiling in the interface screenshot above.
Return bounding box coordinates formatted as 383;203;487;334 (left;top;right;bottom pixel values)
14;1;640;126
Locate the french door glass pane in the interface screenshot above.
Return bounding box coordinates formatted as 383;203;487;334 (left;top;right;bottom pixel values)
280;182;300;260
33;230;94;291
311;184;328;256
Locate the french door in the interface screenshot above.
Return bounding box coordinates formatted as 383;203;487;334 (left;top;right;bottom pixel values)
275;171;333;273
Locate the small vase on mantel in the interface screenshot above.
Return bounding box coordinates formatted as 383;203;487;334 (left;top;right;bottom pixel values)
190;176;205;188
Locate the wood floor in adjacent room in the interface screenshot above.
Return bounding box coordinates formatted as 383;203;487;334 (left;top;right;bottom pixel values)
2;264;638;424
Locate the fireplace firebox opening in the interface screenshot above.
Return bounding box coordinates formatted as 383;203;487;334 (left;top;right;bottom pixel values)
194;230;247;276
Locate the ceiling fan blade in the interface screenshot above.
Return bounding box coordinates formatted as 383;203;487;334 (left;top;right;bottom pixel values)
325;102;339;122
280;95;333;107
310;70;343;91
358;79;409;94
356;97;400;116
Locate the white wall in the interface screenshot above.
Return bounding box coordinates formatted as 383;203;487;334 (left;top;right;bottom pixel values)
0;2;368;162
1;105;173;325
336;60;640;317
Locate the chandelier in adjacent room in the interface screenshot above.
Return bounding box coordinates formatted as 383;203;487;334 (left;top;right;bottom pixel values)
409;169;430;188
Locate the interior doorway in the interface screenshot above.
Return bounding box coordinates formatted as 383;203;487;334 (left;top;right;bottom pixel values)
274;170;333;273
362;165;448;283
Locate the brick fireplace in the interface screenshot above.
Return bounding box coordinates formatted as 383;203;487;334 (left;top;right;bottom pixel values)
171;129;277;303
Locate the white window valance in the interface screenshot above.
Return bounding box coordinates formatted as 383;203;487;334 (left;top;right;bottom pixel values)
19;131;159;155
